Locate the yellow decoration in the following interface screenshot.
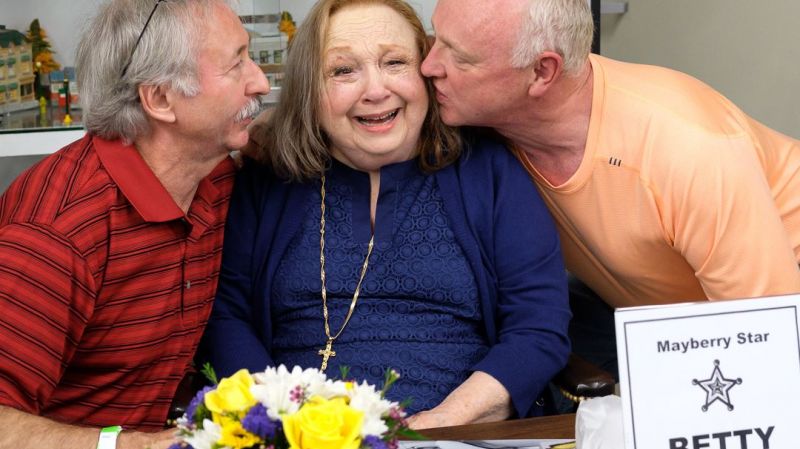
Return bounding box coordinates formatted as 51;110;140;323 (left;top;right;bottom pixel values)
278;11;297;45
34;52;60;74
218;419;261;449
283;396;364;449
26;19;60;74
63;114;72;126
204;369;257;416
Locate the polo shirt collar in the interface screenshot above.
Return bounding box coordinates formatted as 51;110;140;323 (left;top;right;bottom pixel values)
93;135;184;222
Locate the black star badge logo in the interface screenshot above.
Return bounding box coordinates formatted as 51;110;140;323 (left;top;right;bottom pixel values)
692;359;742;412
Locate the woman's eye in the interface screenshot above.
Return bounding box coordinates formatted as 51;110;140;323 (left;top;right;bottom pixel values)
387;59;406;66
332;66;354;76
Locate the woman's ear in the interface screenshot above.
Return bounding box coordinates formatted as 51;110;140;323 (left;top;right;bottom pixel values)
528;51;563;98
138;84;177;124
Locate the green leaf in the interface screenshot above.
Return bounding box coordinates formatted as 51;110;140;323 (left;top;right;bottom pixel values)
201;362;219;385
380;368;401;397
194;403;212;426
395;428;426;440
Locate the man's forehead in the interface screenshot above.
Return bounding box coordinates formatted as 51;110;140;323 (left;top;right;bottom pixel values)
434;0;523;15
433;0;519;32
195;4;249;68
434;1;518;48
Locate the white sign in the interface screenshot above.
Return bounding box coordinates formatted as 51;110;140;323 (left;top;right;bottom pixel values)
615;294;800;449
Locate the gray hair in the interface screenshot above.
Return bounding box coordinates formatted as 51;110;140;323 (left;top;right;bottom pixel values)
76;0;236;143
511;0;594;75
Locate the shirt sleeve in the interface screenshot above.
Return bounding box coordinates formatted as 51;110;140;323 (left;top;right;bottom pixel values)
0;222;96;413
199;162;275;377
658;130;800;300
462;141;572;417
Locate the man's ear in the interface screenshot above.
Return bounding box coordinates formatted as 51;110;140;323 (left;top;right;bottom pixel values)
528;51;563;98
138;84;177;124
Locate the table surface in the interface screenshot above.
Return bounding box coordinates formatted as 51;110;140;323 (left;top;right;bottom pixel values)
419;414;576;441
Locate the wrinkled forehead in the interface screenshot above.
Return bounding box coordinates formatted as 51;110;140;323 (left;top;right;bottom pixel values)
433;0;524;52
324;4;419;54
196;4;247;49
435;0;525;29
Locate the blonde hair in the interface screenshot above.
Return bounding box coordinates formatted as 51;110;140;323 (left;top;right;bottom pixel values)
251;0;461;181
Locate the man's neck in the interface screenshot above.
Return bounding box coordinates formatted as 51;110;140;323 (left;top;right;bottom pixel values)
135;131;228;213
497;61;594;187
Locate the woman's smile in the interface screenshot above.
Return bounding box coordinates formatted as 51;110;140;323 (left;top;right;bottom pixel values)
355;108;400;131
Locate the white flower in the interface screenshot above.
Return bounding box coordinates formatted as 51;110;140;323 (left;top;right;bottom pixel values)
348;380;396;437
183;419;221;449
309;378;350;399
251;365;328;420
175;415;191;429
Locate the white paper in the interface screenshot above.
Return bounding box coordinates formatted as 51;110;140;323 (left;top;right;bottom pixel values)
399;439;573;449
615;294;800;449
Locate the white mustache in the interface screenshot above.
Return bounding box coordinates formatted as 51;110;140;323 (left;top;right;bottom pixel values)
235;96;264;123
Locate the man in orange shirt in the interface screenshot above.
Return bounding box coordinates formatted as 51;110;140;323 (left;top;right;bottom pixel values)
421;0;800;382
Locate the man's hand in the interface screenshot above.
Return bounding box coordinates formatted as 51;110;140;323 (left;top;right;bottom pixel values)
0;405;178;449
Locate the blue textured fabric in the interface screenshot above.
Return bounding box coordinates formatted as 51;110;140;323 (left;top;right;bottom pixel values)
200;133;572;418
271;159;489;413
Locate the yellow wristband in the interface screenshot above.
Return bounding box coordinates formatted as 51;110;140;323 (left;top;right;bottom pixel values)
96;425;123;449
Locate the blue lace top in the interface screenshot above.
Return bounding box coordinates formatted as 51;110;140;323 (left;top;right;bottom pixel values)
204;135;571;418
271;159;489;413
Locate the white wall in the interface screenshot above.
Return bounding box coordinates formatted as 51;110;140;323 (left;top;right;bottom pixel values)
0;0;102;67
600;0;800;139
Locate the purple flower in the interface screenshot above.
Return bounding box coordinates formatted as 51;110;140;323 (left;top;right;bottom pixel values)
167;443;194;449
242;403;278;439
363;435;389;449
186;386;215;422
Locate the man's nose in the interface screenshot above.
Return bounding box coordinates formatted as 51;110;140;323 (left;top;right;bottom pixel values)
247;59;271;96
421;45;442;78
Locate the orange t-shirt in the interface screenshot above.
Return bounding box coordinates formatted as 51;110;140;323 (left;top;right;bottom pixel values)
519;54;800;308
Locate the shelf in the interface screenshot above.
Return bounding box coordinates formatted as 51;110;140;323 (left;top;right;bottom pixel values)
601;1;628;14
259;63;284;74
0;104;82;134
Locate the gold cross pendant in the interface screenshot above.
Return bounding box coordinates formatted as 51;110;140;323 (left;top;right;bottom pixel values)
318;339;336;372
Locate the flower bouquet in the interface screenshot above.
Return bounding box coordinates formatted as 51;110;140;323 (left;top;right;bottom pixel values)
169;364;416;449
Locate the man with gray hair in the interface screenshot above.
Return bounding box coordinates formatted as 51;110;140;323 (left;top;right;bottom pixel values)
0;0;269;447
422;0;800;382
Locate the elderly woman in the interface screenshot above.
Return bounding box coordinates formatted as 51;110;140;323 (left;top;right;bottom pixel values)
202;0;570;428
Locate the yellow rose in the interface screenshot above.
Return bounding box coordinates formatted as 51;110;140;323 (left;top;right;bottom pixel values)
219;419;261;449
204;369;257;416
284;396;364;449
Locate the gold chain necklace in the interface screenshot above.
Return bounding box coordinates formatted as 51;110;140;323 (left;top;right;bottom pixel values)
318;174;375;372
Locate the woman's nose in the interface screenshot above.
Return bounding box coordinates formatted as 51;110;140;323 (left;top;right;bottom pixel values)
362;69;391;102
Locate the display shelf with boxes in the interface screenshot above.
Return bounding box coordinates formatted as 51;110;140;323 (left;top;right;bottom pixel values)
238;0;293;91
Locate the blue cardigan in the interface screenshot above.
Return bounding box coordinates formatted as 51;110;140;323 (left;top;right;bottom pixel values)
201;136;571;417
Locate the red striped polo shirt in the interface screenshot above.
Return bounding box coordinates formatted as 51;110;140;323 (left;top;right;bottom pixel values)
0;134;234;430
